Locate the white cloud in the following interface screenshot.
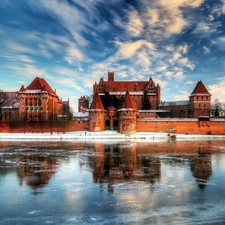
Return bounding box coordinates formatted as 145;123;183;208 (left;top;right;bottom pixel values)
202;46;210;54
127;9;144;37
178;58;195;70
192;22;210;34
209;77;225;101
174;90;189;101
222;1;225;14
185;80;194;85
146;8;159;26
192;21;222;37
165;9;187;34
169;52;181;64
209;15;214;21
178;44;188;54
157;65;168;72
157;0;204;8
3;41;36;54
115;40;155;59
165;71;174;78
175;71;183;77
165;45;175;52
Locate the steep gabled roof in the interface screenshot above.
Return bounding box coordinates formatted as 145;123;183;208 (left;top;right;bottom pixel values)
120;91;136;110
80;95;88;101
19;85;26;92
90;92;104;110
26;77;56;95
191;81;210;95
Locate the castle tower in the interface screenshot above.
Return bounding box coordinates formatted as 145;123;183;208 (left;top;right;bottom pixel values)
18;85;26;120
88;92;106;132
118;91;137;134
108;71;114;82
189;81;211;118
78;95;89;112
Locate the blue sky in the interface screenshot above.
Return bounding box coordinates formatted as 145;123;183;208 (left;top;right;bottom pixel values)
1;0;225;111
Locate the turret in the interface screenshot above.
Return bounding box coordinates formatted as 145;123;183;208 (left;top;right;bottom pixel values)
108;71;114;82
189;81;211;118
88;92;106;132
118;91;137;134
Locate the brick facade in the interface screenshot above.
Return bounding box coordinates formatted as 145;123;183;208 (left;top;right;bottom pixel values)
0;77;69;122
93;72;160;110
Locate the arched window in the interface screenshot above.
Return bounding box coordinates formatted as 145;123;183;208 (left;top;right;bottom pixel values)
105;120;110;130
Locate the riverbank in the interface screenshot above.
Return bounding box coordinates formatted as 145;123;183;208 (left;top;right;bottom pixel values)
0;131;225;141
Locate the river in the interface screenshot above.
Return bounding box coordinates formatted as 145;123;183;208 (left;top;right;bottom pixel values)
0;139;225;224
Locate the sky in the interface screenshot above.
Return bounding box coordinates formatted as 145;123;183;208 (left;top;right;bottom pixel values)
1;0;225;111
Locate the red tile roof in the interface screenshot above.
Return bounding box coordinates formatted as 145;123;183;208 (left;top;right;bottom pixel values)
80;95;87;101
26;77;56;95
90;92;104;110
191;81;210;95
121;91;136;110
19;85;26;92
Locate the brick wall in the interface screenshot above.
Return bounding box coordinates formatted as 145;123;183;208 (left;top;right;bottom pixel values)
136;119;225;134
0;120;88;133
1;118;225;134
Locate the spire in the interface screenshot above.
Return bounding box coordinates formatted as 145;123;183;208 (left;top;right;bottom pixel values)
90;92;104;110
19;85;26;92
191;81;210;95
149;77;154;86
120;91;136;110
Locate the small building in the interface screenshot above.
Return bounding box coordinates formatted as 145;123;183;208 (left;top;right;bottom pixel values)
0;92;19;121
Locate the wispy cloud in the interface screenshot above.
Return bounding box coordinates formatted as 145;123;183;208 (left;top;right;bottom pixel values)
209;76;225;101
203;46;210;54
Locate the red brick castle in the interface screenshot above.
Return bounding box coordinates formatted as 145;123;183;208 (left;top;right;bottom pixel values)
79;72;212;134
1;77;69;121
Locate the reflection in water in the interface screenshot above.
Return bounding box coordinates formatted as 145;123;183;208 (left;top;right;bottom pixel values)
89;143;161;192
0;140;225;224
0;140;215;192
191;151;212;189
17;153;58;190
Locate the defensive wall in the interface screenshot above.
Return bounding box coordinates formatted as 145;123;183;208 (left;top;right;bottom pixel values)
136;118;225;135
0;117;225;135
0;120;88;133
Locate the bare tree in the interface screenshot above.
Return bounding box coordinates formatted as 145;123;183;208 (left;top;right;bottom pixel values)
85;94;92;108
211;99;223;116
0;90;9;120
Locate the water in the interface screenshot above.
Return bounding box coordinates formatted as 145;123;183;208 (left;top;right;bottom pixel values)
0;139;225;225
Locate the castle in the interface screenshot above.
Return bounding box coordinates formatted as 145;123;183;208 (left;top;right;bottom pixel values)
79;72;212;134
2;72;224;135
